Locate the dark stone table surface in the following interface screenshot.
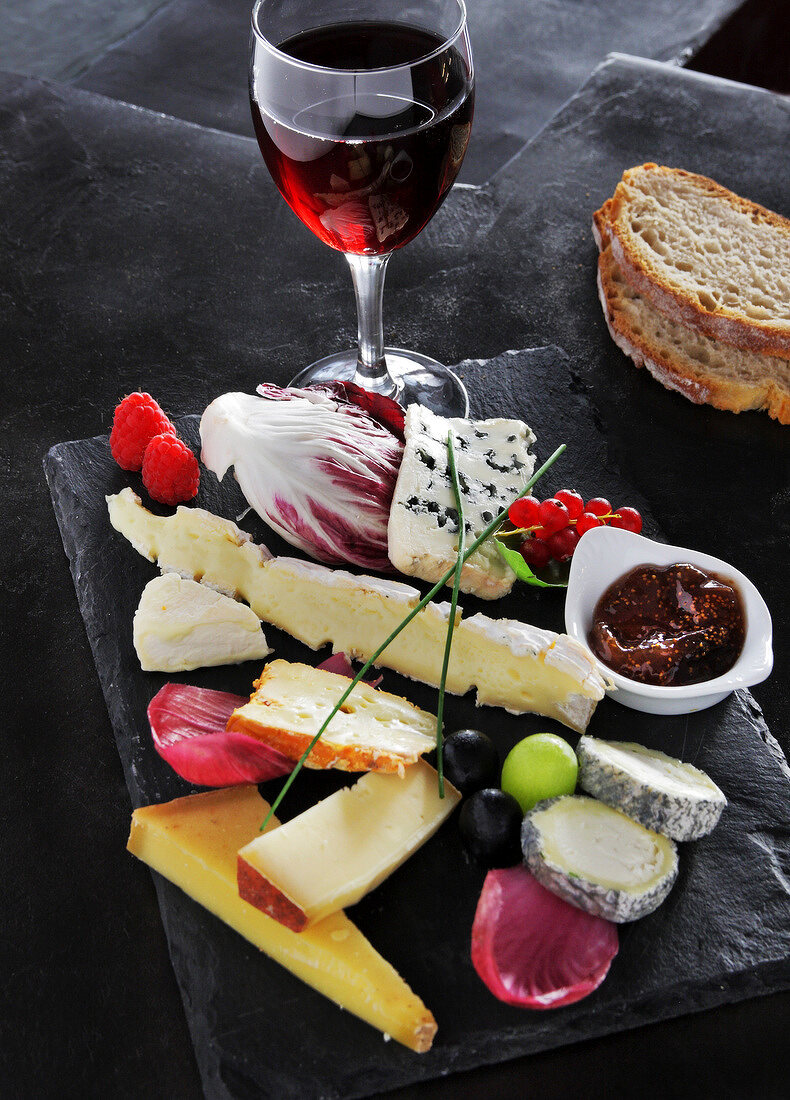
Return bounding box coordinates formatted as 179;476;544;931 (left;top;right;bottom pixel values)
69;0;746;183
1;1;789;1095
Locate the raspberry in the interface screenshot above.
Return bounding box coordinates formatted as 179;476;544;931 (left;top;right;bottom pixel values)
142;434;200;505
110;392;175;470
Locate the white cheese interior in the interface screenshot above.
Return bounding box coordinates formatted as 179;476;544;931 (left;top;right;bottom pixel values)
536;798;676;892
238;761;460;923
133;572;271;672
591;741;723;798
238;660;436;759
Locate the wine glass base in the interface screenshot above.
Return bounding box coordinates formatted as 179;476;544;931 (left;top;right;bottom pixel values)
289;348;469;417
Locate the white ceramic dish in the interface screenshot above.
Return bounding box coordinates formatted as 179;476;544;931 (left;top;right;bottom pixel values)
564;526;773;715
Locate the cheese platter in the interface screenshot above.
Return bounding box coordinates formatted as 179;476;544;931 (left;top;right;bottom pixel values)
45;348;790;1098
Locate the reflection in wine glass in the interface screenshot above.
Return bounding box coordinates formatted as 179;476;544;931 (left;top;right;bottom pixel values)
250;0;474;414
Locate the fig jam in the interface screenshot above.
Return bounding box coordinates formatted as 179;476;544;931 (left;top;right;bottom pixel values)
589;563;746;686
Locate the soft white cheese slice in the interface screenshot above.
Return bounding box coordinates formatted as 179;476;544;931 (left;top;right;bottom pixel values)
387;406;536;599
108;489;606;732
237;760;460;929
133;572;272;672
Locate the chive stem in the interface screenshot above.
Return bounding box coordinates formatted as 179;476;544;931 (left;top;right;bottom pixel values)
260;443;566;828
436;431;466;798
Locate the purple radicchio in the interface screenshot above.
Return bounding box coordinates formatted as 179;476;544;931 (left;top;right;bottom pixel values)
199;382;404;571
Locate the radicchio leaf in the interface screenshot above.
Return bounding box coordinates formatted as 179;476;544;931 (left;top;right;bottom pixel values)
317;652;383;688
200;386;403;571
471;866;618;1009
148;683;293;787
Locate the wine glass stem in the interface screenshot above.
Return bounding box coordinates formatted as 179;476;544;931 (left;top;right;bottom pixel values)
346;252;398;397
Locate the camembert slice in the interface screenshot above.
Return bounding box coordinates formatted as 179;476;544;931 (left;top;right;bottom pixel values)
133;572;272;672
237;761;460;929
228;660;436;773
108;489;607;731
127;786;437;1052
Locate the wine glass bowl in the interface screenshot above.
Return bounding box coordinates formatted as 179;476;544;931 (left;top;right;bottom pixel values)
250;0;474;412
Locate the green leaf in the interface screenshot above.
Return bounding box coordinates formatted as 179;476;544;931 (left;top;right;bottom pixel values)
495;540;568;589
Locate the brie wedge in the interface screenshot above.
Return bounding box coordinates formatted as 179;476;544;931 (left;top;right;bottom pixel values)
133;572;272;672
108;489;607;731
237;761;460;929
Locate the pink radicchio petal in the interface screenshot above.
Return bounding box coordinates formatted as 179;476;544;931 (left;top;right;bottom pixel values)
471;866;618;1009
317;652;383;688
308;382;405;441
200;388;403;571
148;683;293;787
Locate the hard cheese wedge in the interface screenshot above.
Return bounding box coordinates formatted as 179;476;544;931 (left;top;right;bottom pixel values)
388;405;536;599
133;572;272;672
229;659;436;773
237;761;461;930
108;489;606;732
127;785;437;1052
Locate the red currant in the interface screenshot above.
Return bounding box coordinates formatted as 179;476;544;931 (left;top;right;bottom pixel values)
554;489;584;520
545;526;580;562
576;511;604;536
610;506;643;533
520;537;552;568
537;498;570;534
508;495;541;529
585;497;612;518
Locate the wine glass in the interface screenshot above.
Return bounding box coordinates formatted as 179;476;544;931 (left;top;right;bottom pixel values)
249;0;474;415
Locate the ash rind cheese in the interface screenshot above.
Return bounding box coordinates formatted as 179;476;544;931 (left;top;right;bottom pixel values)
387;407;536;599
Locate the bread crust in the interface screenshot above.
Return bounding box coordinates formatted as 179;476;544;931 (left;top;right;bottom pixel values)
595;244;790;424
604;164;790;359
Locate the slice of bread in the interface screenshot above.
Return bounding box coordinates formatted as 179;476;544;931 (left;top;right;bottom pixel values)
227;659;436;773
601;164;790;358
596;244;790;423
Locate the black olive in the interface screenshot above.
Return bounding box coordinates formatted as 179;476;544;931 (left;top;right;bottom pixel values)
442;729;500;794
458;788;523;868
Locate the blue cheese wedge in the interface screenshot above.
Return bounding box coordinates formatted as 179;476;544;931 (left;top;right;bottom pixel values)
108;489;606;732
576;736;727;841
521;795;679;922
133;572;272;672
387;406;536;599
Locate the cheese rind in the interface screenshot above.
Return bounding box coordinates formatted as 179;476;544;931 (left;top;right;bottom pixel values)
127;786;437;1052
237;761;460;929
388;406;536;599
108;490;606;732
521;795;679;923
577;736;727;841
229;660;436;773
133;572;272;672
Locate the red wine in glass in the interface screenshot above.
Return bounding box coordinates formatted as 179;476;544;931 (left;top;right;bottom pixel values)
250;22;474;255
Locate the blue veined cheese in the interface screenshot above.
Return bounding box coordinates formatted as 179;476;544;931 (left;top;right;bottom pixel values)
387;406;536;599
576;736;727;841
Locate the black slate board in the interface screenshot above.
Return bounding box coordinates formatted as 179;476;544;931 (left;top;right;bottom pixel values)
46;348;790;1099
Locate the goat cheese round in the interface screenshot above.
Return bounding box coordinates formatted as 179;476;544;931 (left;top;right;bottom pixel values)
576;736;727;841
521;795;678;922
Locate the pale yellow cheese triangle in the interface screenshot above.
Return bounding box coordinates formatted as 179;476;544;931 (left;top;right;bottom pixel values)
127;785;437;1052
